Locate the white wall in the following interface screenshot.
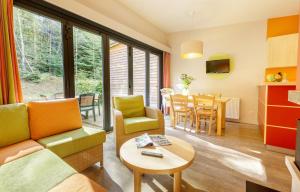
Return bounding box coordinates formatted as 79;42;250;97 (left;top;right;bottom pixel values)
168;21;268;124
45;0;171;52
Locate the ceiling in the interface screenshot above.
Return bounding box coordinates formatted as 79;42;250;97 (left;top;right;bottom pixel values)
115;0;299;33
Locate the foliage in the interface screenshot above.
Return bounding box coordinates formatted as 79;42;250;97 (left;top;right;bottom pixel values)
21;71;41;83
14;7;103;95
180;74;194;89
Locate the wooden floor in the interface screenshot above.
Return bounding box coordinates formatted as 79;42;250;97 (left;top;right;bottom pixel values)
82;119;292;192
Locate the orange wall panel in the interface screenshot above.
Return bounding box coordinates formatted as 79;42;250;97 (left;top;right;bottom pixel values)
267;15;299;38
297;6;300;89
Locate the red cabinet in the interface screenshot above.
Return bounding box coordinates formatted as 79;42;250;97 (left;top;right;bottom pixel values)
258;85;300;150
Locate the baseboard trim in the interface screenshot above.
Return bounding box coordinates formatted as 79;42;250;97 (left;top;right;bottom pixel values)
266;145;295;155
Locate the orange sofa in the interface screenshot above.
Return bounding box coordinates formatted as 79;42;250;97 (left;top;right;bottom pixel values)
0;99;106;192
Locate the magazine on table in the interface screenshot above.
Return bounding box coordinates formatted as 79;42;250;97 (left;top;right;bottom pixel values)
135;133;171;148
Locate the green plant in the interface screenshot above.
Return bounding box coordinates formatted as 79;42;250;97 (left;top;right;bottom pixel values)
180;74;194;89
22;71;41;83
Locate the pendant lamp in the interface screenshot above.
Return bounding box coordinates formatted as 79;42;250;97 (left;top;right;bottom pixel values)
181;40;203;59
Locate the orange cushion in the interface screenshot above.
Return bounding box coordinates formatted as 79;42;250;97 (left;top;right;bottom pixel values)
28;99;82;140
49;174;106;192
0;140;44;165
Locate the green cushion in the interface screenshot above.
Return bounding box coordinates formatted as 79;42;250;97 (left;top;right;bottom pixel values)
37;127;106;158
124;117;159;134
0;104;30;147
0;149;76;192
114;95;145;118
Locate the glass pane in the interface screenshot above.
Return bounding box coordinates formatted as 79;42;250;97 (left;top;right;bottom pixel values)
73;27;103;129
133;48;146;100
14;7;63;102
110;39;128;97
149;54;159;107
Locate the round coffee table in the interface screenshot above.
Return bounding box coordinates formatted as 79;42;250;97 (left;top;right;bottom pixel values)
120;135;195;192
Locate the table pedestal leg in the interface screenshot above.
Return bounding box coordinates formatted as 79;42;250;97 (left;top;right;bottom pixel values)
174;172;182;192
134;171;141;192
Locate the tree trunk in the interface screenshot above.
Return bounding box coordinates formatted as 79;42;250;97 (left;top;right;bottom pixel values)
16;9;26;71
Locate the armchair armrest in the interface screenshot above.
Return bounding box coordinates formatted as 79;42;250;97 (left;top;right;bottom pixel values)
145;107;162;119
113;109;124;131
145;107;165;134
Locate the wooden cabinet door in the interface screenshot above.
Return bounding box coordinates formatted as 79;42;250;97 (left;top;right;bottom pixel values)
268;33;298;67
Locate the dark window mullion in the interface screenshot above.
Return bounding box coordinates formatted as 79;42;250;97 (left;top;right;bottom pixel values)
145;51;150;106
102;34;112;132
62;22;75;98
128;46;133;95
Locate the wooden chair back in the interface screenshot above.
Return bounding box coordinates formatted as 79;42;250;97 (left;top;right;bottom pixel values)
79;93;95;108
170;94;189;112
193;95;215;114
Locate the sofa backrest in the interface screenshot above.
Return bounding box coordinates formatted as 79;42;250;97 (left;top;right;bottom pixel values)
113;95;145;118
28;98;82;140
0;103;30;147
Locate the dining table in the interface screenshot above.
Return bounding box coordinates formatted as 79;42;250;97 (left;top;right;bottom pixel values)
167;95;230;136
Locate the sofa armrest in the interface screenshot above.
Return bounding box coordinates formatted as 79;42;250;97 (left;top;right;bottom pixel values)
145;107;164;134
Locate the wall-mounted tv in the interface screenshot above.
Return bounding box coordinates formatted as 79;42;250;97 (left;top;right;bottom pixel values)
206;59;230;73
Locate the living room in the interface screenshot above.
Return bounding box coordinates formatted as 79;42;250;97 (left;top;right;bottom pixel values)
1;0;300;192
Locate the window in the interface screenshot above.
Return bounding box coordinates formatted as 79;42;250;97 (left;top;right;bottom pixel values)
132;48;146;100
73;27;103;128
14;7;63;102
110;39;129;97
149;54;159;107
13;1;163;131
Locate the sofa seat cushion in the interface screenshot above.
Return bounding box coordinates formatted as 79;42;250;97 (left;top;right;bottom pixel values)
28;99;82;140
0;149;76;192
114;95;145;118
37;127;106;158
49;174;106;192
124;117;159;134
0;140;43;165
0;103;30;147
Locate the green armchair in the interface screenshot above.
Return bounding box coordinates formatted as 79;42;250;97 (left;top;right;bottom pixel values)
112;95;165;156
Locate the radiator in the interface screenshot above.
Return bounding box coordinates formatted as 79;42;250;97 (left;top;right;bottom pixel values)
225;98;240;121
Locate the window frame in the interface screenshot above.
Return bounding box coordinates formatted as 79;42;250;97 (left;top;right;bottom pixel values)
14;0;163;132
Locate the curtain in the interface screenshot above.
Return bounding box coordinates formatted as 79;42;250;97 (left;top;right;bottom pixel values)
0;0;23;104
163;52;171;88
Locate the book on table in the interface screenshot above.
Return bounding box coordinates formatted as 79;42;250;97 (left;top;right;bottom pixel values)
135;133;171;148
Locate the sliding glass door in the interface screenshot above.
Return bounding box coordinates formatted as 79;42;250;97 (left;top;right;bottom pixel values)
14;1;163;131
73;27;103;128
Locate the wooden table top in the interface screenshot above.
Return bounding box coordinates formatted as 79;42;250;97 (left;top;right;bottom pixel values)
120;136;195;174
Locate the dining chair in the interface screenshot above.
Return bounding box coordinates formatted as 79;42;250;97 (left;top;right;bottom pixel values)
193;95;217;135
79;93;96;121
170;94;193;130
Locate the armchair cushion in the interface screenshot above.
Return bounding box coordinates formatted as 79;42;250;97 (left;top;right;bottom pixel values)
0;103;30;147
124;117;159;134
114;95;145;118
28;99;82;140
37;127;106;158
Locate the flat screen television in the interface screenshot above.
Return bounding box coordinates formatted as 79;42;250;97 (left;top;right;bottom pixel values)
206;59;230;73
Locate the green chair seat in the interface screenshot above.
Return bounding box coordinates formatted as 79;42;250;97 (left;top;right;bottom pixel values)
124;117;159;134
0;149;76;192
37;127;106;158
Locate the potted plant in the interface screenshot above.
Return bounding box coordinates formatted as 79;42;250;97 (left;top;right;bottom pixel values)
180;74;194;95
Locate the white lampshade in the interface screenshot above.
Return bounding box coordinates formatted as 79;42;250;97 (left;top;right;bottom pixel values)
181;40;203;59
